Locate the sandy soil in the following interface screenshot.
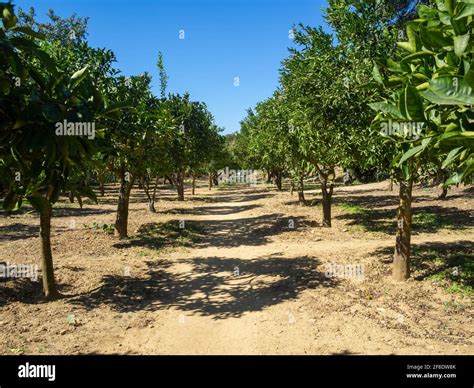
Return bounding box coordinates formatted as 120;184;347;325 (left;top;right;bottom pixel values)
0;180;472;355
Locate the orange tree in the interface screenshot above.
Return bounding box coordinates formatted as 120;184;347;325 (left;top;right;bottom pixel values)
0;3;118;298
369;0;473;280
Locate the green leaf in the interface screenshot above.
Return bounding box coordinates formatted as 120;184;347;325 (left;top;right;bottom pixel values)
419;26;452;50
421;90;460;105
454;33;470;57
2;5;17;29
372;64;383;85
465;65;474;88
401;163;410;180
102;100;131;115
398;143;426;165
444;0;456;15
368;102;405;120
400;51;435;64
455;3;474;19
439;130;474;142
424;76;474;105
397;42;415;54
400;86;425;121
442;146;463;169
445;171;462;185
418;5;438;20
70;65;89;89
436;0;448;12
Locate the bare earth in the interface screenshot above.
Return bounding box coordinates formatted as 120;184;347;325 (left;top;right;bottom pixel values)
0;181;473;355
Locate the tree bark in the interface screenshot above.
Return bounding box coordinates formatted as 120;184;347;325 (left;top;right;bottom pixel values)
438;186;448;200
393;178;413;281
176;172;185;201
40;203;60;299
266;169;272;184
275;170;282;191
143;175;158;213
114;167;134;238
99;181;105;197
297;176;306;205
192;174;196;195
208;173;213;190
320;173;333;227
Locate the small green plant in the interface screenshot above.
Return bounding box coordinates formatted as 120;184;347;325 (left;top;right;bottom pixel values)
131;221;206;250
412;211;468;231
88;222;115;234
66;314;76;325
339;202;367;216
420;251;474;296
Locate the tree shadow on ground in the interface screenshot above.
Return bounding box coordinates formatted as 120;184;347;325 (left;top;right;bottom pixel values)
212;192;276;203
0;223;39;241
371;240;473;287
52;206;115;218
0;278;45;307
0;267;89;307
282;197;320;206
113;213;303;250
69;255;337;319
161;204;262;216
332;194;400;209
335;203;472;235
113;221;206;250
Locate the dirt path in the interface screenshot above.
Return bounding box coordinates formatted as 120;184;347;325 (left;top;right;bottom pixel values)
0;182;473;354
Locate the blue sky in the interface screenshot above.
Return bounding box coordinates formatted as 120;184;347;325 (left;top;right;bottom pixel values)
15;0;330;134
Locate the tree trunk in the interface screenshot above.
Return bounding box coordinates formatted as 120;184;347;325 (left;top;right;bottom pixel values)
147;199;155;213
297;176;306;205
393;178;413;281
208;173;213;190
151;176;159;211
275;171;282;191
68;191;74;203
212;173;218;186
388;179;394;192
99;181;105;197
143;175;158;213
438;186;448;200
266;169;272;184
176;172;185;201
39;204;60;299
192;174;196;195
114;167;134;238
320;174;333;227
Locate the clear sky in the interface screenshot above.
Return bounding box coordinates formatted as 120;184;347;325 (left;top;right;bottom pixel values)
14;0;330;134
